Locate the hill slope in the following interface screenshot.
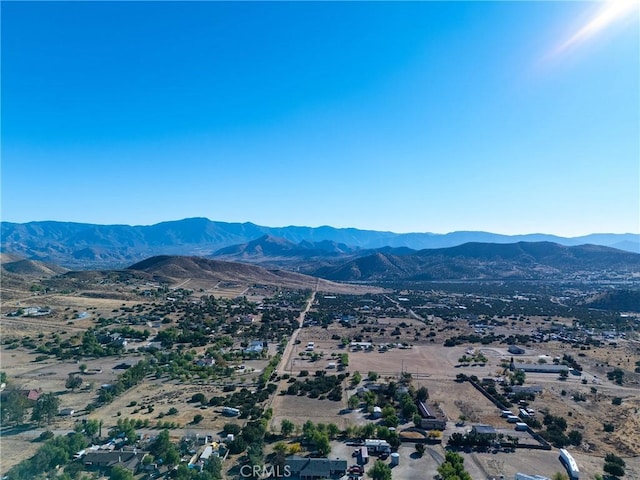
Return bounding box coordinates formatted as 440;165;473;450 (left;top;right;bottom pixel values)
126;255;365;292
1;259;69;277
313;242;640;282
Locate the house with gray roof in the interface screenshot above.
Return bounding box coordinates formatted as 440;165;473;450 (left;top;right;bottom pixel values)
285;456;348;479
512;363;569;374
471;424;497;439
83;449;146;472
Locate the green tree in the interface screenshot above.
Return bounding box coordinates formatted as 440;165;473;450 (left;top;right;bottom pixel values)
303;420;316;442
362;391;376;407
202;455;223;479
438;451;472;480
511;369;526;385
150;429;179;466
351;371;362;385
604;463;625;477
400;393;418;418
361;422;377;439
273;441;288;456
413;413;423;428
224;423;242;435
604;453;626;479
382;406;399;428
84;419;100;438
368;371;379;381
109;418;137;445
109;466;135;480
567;430;582;446
65;373;83;391
327;423;340;439
31;393;60;425
242;421;266;444
605;453;626;467
313;431;331;456
416;386;429;402
280;419;295;437
246;443;264;478
1;388;29;425
415;443;426;456
227;436;247;454
368;460;392;480
348;395;359;410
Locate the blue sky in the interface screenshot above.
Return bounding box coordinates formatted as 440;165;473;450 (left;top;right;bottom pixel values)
2;1;638;236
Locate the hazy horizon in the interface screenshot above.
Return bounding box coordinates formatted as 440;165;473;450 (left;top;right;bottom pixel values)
2;2;638;236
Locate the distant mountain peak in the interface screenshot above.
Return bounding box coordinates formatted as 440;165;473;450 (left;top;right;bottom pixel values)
1;218;638;270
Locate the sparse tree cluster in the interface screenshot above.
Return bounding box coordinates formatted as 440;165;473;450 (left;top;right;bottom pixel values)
437;451;472;480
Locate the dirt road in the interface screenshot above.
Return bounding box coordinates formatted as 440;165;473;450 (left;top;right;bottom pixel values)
277;290;316;375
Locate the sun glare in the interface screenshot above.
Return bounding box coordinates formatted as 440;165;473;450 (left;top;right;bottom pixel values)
554;0;639;55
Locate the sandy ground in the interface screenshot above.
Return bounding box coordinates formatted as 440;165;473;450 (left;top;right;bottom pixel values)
270;392;352;431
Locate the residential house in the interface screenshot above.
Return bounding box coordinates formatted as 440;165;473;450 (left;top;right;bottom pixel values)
285;456;348;480
83;449;146;473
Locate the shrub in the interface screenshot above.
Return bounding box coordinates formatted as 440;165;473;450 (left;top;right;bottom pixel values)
223;423;241;435
191;393;206;404
38;430;54;441
568;430;582;446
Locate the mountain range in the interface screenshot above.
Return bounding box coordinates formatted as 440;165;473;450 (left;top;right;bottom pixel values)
2;217;639;269
2;241;638;285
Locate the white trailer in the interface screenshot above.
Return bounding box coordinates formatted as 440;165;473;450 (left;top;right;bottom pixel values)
559;448;580;480
365;439;391;454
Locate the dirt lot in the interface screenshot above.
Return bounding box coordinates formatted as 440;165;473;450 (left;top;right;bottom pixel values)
464;448;640;480
270;391;352;431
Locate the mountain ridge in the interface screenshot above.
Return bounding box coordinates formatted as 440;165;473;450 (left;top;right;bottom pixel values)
312;241;640;282
2;217;638;269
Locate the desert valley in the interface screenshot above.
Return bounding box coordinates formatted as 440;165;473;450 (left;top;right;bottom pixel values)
1;221;639;480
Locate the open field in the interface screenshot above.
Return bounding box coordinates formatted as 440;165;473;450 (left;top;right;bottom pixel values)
270;393;354;431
